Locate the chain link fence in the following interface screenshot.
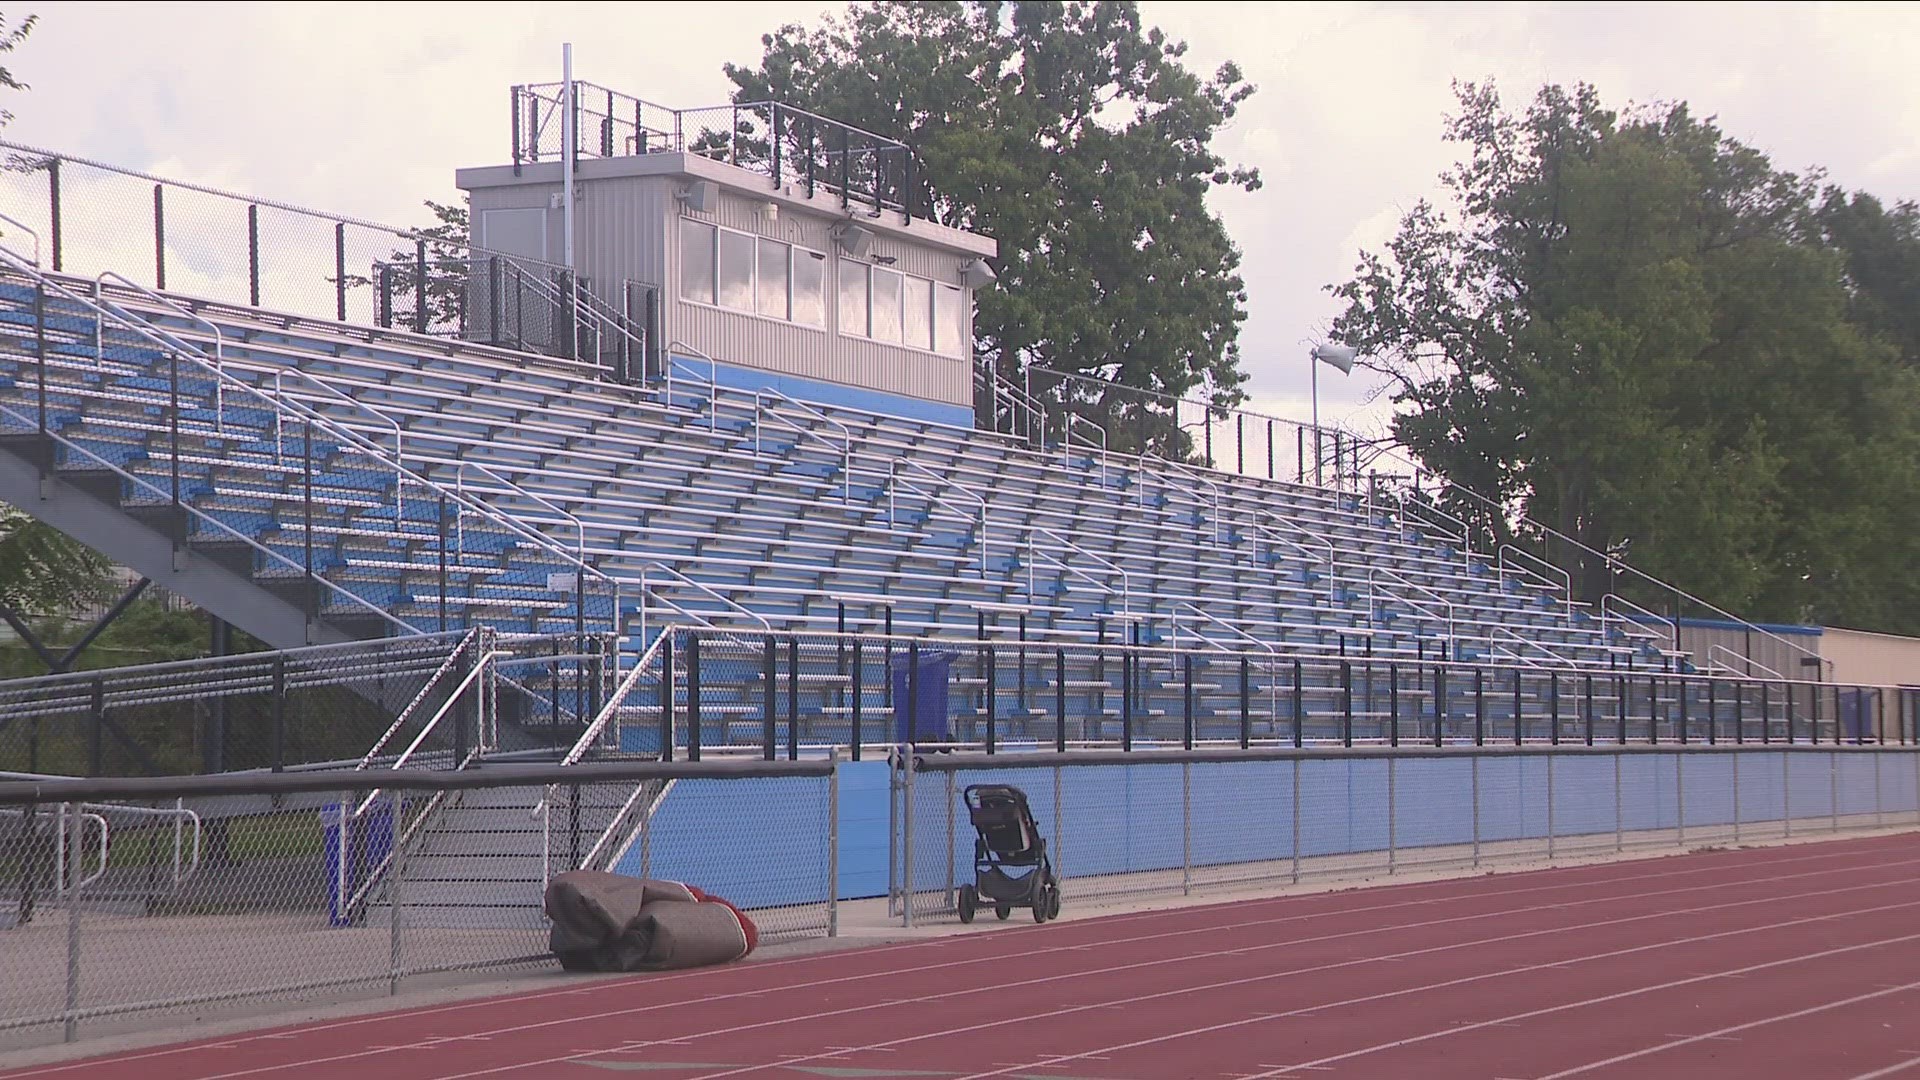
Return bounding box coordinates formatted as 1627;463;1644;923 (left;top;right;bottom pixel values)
0;758;835;1052
893;745;1920;925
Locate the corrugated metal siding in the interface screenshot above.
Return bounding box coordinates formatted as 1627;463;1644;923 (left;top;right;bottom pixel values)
466;163;977;408
665;183;973;407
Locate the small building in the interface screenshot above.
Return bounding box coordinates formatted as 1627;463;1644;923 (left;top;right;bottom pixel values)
454;81;997;429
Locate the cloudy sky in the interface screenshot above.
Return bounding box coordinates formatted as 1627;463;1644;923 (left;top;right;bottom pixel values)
6;2;1918;434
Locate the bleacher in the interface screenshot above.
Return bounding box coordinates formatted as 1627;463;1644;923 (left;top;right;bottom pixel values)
0;270;1674;684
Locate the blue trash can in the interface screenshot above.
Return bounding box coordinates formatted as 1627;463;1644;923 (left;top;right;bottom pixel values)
891;651;953;744
321;800;394;927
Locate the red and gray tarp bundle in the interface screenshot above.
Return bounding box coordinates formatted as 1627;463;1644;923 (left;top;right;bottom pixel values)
544;870;759;972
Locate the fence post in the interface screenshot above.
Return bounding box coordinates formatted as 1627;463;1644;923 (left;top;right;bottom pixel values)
1546;751;1556;861
1733;749;1742;844
851;640;864;761
334;222;348;321
1584;674;1596;746
686;632;702;762
985;644;997;754
1388;664;1400;747
1676;752;1686;848
48;156;62;270
1513;669;1524;746
1549;673;1560;745
1387;756;1397;875
944;770;956;910
1340;661;1353;748
1615;752;1625;852
788;638;800;761
1291;659;1304;748
901;748;915;929
1474;668;1485;746
1471;752;1481;868
762;634;777;762
388;787;405;995
1240;657;1251;749
1291;756;1302;884
1182;761;1192;896
1831;750;1840;832
63;802;82;1043
828;748;839;937
152;183;166;289
659;632;675;762
1056;648;1067;752
1183;653;1195;750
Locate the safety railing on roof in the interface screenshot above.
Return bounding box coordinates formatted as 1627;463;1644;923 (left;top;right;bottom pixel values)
0;139;612;369
511;81;921;220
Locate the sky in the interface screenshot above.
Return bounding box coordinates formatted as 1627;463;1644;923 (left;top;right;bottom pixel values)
5;1;1919;437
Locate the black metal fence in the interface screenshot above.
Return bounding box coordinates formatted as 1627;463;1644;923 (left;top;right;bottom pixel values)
573;626;1920;765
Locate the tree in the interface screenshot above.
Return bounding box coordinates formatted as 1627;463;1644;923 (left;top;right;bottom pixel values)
718;1;1260;457
1817;190;1920;367
1329;81;1920;633
0;12;118;630
0;12;36;126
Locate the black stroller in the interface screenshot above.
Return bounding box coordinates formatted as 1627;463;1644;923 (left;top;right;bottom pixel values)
957;784;1062;924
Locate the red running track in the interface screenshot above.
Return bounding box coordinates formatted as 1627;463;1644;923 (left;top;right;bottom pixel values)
10;832;1920;1080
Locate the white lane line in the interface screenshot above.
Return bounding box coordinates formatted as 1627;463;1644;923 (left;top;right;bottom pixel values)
8;833;1898;1078
1533;978;1920;1078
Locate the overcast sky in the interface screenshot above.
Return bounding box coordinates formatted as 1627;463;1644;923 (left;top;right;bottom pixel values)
7;2;1918;434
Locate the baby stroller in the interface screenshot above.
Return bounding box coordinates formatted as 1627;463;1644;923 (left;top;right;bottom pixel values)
957;784;1061;924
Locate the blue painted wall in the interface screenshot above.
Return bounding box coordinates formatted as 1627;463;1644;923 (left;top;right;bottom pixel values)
621;752;1920;911
670;355;975;430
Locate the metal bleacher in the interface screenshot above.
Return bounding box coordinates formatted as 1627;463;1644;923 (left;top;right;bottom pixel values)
0;266;1671;682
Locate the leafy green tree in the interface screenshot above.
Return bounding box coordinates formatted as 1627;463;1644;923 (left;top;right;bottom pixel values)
0;11;36;126
1330;81;1920;633
1817;190;1920;367
717;0;1260;455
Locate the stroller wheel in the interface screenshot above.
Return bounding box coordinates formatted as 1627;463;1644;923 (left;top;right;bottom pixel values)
1047;883;1063;920
995;902;1011;921
958;885;978;924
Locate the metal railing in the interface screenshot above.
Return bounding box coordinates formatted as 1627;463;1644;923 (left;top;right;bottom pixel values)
755;386;859;501
889;457;990;575
511;82;920;220
1368;567;1456;651
1500;541;1573;617
0;139;613;369
1024;525;1131;619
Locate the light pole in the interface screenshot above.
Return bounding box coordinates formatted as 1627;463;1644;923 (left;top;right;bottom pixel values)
1309;343;1356;486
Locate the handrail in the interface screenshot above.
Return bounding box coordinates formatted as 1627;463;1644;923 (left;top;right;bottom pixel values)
354;629;480;771
48;805;110;892
1488;625;1579;670
1173;600;1278;659
574;777;670;875
1368;566;1456;650
1026;524;1130;619
0;210;40;266
94;272;227;430
446;460;622;638
352;648;508;818
1499;542;1573;617
1157;458;1226;547
1707;643;1787;681
1249;517;1340;606
81;801;203;888
755;386;856;501
1603;592;1676;647
665;340;720;431
890;458;990;575
268;364;406;516
637;561;772;648
557;629;676;769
